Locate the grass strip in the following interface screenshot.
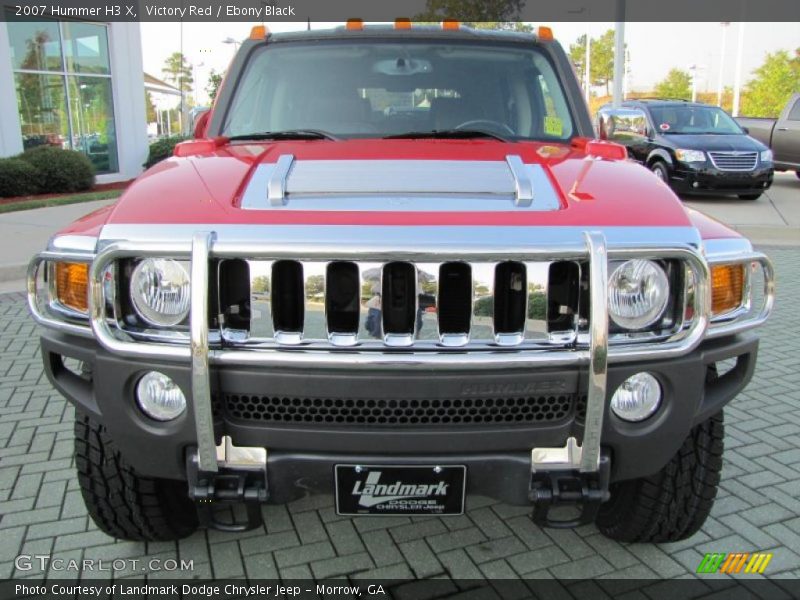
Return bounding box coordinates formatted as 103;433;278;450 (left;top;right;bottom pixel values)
0;189;122;214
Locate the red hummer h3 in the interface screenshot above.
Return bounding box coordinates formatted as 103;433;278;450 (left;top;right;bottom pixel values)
28;24;774;543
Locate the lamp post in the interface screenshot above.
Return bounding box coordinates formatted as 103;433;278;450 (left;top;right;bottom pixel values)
732;23;745;117
584;24;591;105
717;22;730;107
222;37;241;57
612;0;626;107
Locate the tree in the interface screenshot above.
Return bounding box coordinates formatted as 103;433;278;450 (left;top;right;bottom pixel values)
144;91;157;123
654;69;692;100
162;52;193;94
567;29;620;95
740;48;800;118
206;69;224;103
591;30;616;95
251;275;269;294
568;34;588;84
465;22;532;32
415;0;525;22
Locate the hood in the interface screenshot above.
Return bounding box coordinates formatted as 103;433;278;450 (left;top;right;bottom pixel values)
104;139;694;234
659;133;767;153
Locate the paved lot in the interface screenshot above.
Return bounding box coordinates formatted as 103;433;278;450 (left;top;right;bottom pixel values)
683;172;800;246
0;247;798;582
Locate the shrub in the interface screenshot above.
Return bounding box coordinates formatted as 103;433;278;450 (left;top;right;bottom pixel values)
18;146;94;194
0;158;40;198
144;136;187;169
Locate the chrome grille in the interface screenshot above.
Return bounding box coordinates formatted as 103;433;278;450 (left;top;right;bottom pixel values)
708;151;758;172
217;259;581;349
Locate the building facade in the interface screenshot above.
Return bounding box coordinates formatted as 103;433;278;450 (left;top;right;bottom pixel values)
0;19;147;183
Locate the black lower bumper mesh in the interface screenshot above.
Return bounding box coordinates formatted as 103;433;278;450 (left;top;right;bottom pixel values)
222;394;576;427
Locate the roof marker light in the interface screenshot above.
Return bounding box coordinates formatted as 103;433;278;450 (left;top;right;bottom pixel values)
395;18;412;29
346;18;364;30
441;19;460;30
249;25;268;40
537;26;554;41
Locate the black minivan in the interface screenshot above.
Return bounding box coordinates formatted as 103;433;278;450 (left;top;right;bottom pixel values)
597;99;774;200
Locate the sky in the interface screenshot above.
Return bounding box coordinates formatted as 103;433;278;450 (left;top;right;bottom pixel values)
139;21;799;106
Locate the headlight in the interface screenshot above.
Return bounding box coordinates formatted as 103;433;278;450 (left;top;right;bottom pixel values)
608;259;670;330
130;259;191;327
760;149;773;163
675;149;706;163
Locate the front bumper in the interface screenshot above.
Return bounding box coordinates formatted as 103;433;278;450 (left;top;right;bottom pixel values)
670;164;774;195
42;328;757;504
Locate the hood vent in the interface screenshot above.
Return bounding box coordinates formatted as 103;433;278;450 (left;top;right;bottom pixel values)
240;155;560;212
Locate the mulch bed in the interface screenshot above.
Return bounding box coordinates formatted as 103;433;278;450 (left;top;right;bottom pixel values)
0;179;132;206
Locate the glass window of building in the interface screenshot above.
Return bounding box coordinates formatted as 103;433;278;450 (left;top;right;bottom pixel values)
7;14;118;173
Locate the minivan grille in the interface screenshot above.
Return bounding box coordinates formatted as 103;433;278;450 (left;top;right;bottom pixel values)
217;259;584;349
223;393;576;426
708;151;758;172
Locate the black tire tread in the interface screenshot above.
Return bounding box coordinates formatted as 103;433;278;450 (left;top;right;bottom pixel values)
75;411;198;541
596;411;724;543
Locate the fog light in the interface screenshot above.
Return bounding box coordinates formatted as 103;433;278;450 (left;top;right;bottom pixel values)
136;371;186;421
610;372;661;422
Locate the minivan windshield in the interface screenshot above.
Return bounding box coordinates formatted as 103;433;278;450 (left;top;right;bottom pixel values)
648;105;744;135
221;40;575;141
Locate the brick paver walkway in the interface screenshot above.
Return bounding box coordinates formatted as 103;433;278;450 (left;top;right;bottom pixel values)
1;247;798;581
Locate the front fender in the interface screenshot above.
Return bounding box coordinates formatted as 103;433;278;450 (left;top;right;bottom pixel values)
647;148;674;168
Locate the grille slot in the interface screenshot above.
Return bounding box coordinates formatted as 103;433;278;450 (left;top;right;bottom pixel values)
272;260;304;333
224;394;576;426
494;261;527;334
708;151;758;172
325;262;359;333
438;262;472;334
382;262;416;336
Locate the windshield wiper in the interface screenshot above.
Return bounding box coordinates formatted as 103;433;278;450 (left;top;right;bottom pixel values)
384;129;511;143
227;129;339;141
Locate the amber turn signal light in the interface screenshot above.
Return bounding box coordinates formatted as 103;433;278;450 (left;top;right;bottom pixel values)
711;264;745;316
249;25;268;40
55;262;89;313
537;26;554;41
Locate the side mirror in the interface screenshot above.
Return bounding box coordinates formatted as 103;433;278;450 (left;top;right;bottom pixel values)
192;110;211;139
586;140;628;161
741;126;749;135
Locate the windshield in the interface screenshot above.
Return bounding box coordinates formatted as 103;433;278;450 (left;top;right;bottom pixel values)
648;105;744;135
221;40;575;141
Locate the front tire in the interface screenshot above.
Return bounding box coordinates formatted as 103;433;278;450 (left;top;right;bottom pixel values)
650;161;670;184
596;411;724;543
75;411;199;541
738;193;762;200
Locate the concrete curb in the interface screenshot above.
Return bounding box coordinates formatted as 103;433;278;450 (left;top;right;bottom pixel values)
732;227;800;247
0;262;27;283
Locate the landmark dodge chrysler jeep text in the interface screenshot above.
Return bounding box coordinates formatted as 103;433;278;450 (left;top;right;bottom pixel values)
27;23;775;542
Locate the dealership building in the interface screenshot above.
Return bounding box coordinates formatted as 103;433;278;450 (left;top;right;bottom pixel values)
0;19;148;183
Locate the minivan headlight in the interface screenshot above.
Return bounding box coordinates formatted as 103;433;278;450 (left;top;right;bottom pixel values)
130;259;191;327
608;259;670;330
760;149;773;163
675;149;706;163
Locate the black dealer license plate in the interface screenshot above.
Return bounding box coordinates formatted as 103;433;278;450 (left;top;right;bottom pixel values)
335;465;466;516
